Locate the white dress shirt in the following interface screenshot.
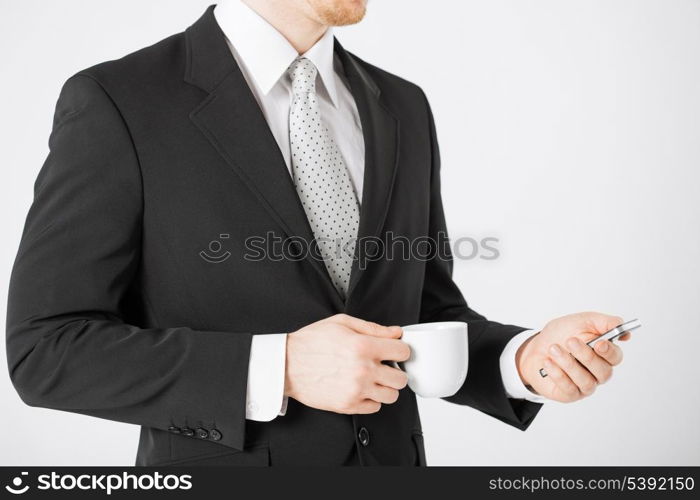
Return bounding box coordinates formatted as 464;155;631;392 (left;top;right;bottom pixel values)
214;0;546;421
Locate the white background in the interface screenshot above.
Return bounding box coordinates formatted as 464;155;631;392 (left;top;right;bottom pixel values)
1;0;698;466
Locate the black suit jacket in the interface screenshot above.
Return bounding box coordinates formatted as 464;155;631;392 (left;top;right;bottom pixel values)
6;6;540;466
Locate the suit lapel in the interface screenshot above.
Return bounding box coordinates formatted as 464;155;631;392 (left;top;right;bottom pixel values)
185;7;344;305
335;42;401;300
189;74;317;249
183;8;400;306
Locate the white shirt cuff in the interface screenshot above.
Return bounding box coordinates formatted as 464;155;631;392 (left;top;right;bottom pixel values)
245;333;288;421
500;329;548;403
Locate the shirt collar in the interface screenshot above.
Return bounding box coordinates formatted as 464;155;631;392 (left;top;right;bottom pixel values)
214;0;339;107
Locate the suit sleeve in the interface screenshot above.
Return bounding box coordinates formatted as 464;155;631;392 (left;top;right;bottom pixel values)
6;74;251;451
418;91;542;430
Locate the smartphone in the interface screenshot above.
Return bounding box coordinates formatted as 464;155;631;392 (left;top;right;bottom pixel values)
586;318;641;349
539;318;641;378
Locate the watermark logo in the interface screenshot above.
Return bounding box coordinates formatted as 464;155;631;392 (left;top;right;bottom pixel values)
199;234;231;263
199;231;500;268
4;472;29;495
3;471;193;495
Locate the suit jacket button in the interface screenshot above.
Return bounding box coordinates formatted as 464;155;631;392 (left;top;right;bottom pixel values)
358;427;370;446
195;427;209;439
209;429;222;441
167;426;181;435
181;427;194;437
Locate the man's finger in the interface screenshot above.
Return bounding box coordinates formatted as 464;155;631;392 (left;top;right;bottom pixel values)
335;314;402;338
542;358;580;401
370;337;411;362
582;312;624;335
567;337;613;384
353;400;381;414
366;384;399;405
375;364;409;390
548;343;598;396
593;339;624;366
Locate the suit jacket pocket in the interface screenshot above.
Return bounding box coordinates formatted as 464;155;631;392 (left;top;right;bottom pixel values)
164;431;270;466
154;444;270;466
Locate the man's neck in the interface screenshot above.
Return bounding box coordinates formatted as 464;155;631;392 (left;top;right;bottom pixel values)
241;0;328;54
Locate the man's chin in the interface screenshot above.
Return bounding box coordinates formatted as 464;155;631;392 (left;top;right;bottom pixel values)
308;0;368;27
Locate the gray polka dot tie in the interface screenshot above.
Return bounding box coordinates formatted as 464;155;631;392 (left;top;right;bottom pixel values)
288;57;360;298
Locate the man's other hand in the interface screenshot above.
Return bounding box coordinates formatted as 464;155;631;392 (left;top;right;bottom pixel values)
284;314;410;414
516;312;631;402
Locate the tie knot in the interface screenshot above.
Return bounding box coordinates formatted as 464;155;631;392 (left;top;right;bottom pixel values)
287;57;317;95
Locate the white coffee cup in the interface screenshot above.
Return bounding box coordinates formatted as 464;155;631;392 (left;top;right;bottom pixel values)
394;321;469;398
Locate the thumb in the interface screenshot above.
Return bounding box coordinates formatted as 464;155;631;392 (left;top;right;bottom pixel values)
581;312;624;335
335;314;403;339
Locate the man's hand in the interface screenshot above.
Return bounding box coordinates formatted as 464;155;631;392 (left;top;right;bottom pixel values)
516;312;631;402
284;314;410;414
